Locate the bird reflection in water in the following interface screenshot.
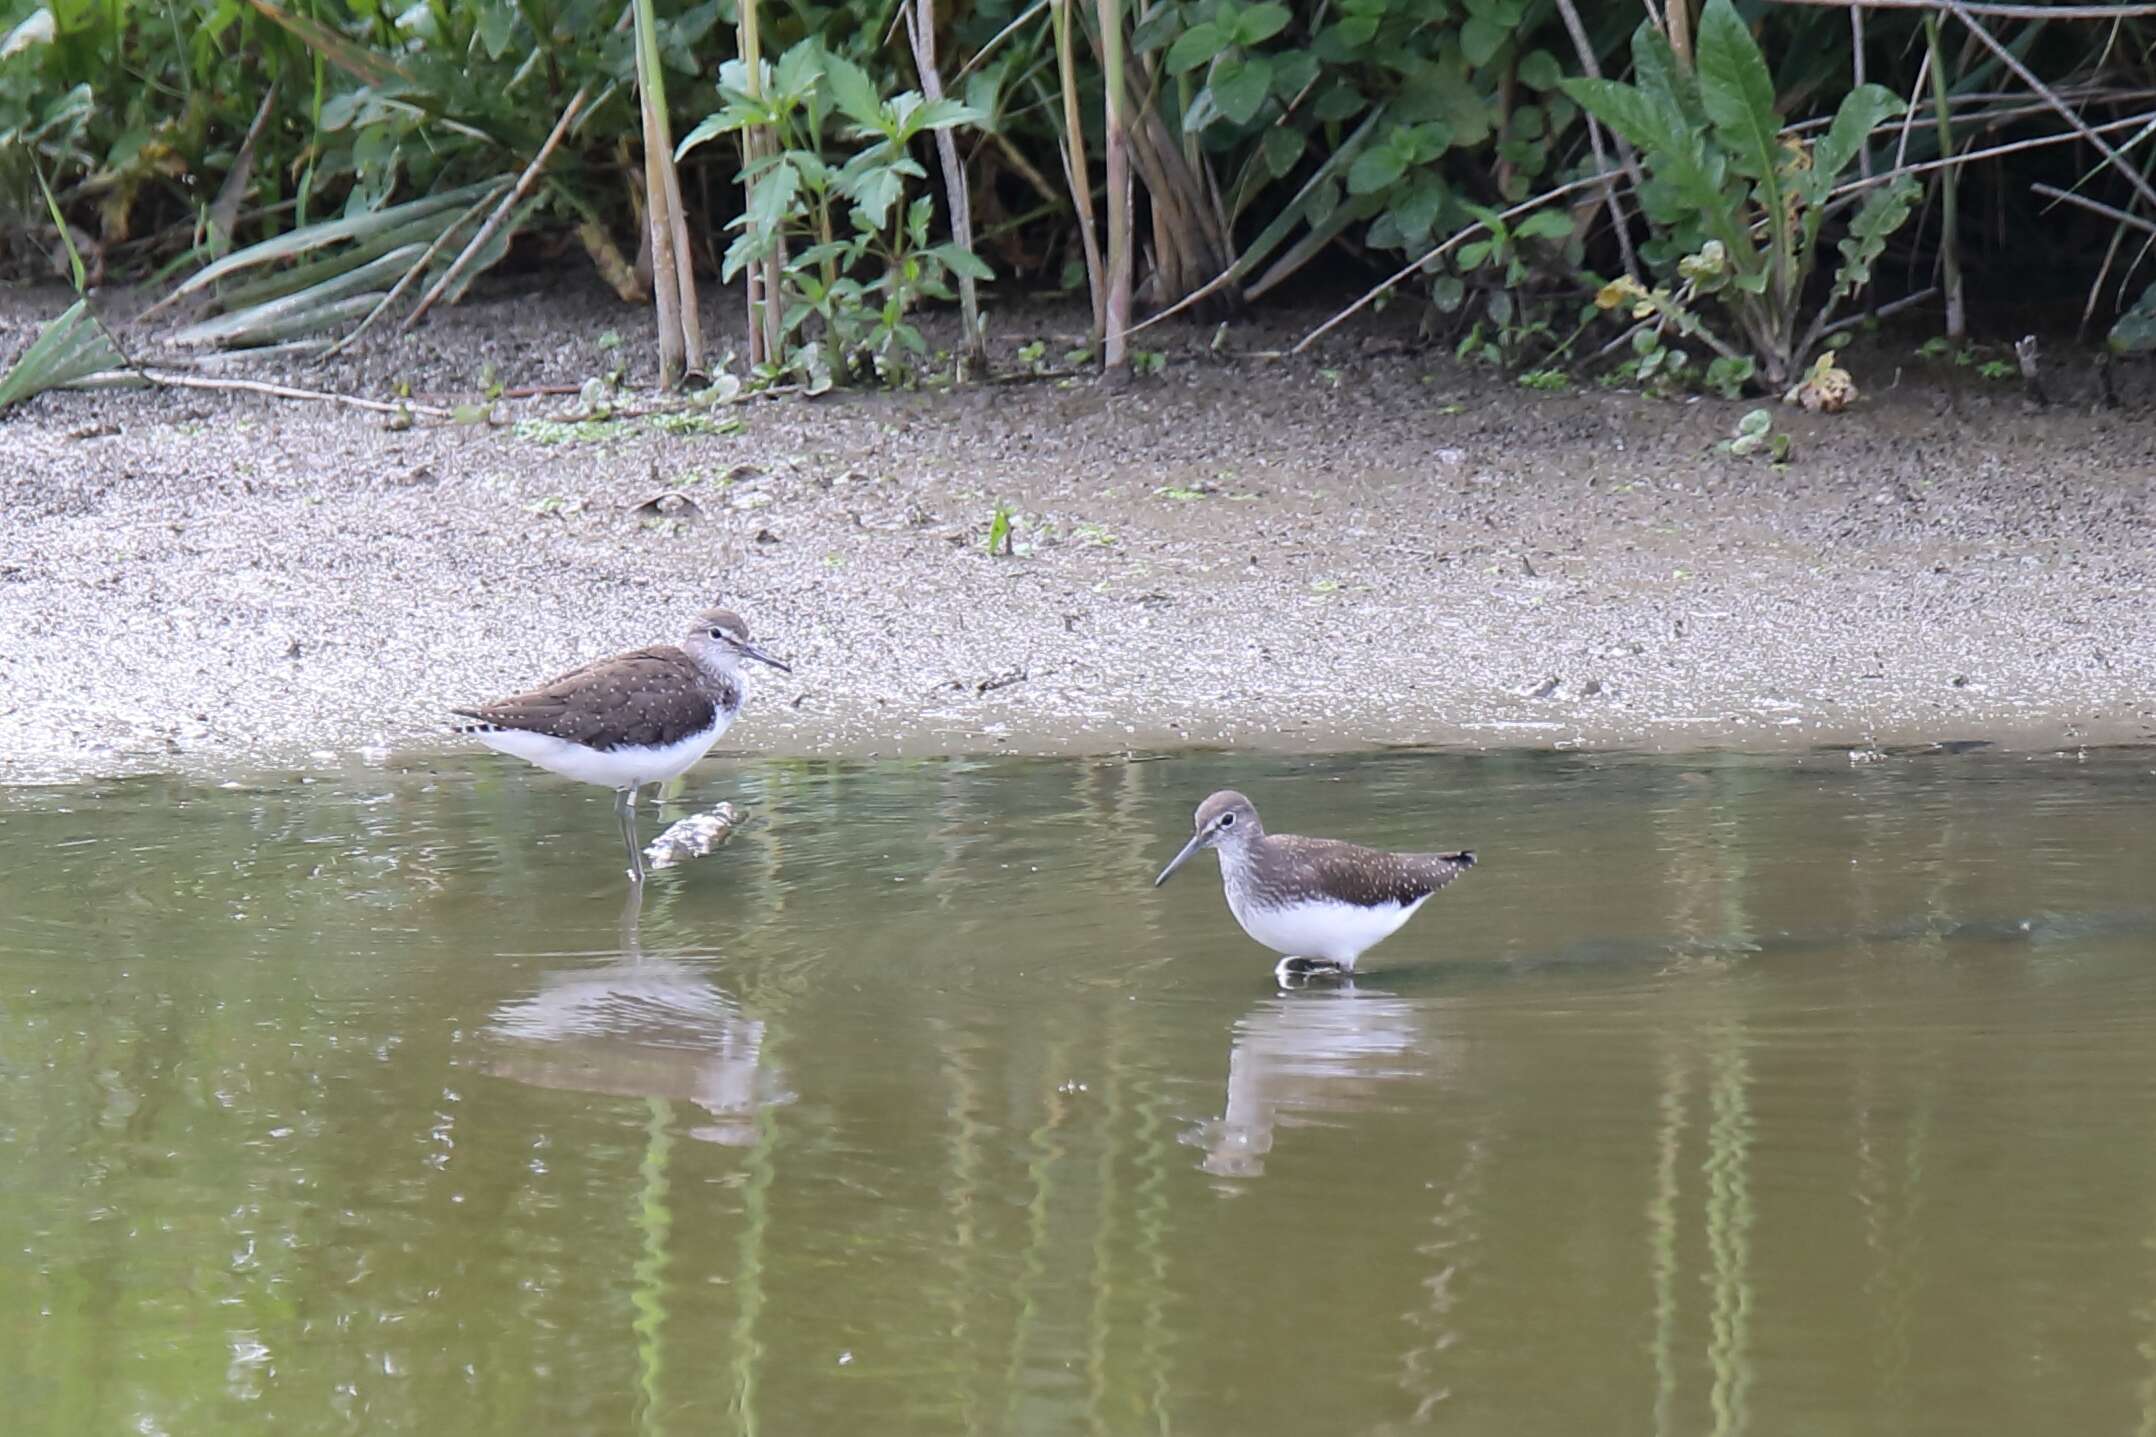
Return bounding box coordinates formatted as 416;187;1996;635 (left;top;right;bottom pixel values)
483;884;792;1145
1186;982;1426;1178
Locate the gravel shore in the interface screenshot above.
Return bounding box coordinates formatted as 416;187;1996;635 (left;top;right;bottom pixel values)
3;279;2151;783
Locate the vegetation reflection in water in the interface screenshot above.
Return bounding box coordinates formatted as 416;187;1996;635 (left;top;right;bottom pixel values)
2;748;2155;1436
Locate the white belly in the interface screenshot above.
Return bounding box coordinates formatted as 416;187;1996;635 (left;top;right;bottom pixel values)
1226;890;1429;968
471;717;729;789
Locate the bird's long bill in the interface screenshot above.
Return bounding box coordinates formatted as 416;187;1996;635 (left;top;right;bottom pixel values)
1153;831;1207;888
740;641;793;673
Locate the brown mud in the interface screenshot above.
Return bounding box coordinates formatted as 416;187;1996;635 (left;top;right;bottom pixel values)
2;277;2151;783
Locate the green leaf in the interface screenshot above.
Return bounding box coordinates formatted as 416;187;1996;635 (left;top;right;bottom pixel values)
1260;126;1305;177
1694;0;1781;182
1806;83;1906;202
2109;281;2156;354
1517;49;1562;91
1563;76;1749;261
1387;173;1448;244
675;111;732;159
1461;15;1506;68
0;300;124;412
1165;21;1225;74
721;231;757;284
476;0;517;59
1346;143;1408;195
821;50;887;130
774;37;825;100
1832;175;1918;298
1632;21;1706;132
1272;48;1320;97
1233;2;1292;46
744;157;801;233
1;8;56;57
1312;79;1365;123
1211;54;1273;126
842;164;903;230
1514;208;1574;242
932;244;994;281
905;96;985;135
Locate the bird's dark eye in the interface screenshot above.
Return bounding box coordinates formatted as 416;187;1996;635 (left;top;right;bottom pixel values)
1219;812;1235;827
709;628;725;640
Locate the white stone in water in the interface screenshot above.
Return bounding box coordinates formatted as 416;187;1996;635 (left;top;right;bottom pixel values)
643;802;744;870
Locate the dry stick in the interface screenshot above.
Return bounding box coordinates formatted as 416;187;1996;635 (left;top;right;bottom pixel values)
644;23;704;378
1927;0;2156;214
407;87;589;331
324;182;509;359
2084;221;2130;332
1666;0;1694;71
1292;173;1616;354
737;0;766;367
951;0;1051;88
906;0;987;369
1770;0;2156;16
103;369;458;418
1843;107;2156;205
1053;0;1105;343
2031;181;2156;235
207;83;279;254
632;6;685;388
1820;284;1939;335
1923;13;1965;337
1555;0;1643;282
1096;0;1133;375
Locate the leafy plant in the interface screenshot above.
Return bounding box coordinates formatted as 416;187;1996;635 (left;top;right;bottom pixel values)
677;37;992;386
1717;407;1790;462
1563;0;1917;388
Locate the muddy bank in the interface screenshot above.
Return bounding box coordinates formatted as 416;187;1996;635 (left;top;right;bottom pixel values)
2;278;2152;784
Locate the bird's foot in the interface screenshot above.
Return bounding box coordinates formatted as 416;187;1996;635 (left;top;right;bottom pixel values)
1274;956;1349;985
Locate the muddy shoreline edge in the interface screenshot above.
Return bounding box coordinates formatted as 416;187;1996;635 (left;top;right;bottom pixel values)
4;283;2151;786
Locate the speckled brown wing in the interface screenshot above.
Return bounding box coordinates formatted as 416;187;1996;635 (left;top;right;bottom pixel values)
453;646;734;751
1261;835;1477;909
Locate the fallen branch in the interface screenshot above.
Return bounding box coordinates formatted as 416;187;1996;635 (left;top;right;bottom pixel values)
72;368;459;418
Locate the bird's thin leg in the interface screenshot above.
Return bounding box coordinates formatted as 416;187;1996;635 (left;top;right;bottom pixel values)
616;785;645;885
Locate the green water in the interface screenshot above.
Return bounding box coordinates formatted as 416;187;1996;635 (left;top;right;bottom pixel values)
4;748;2155;1435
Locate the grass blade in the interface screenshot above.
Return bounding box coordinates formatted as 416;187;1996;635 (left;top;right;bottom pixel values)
0;300;125;411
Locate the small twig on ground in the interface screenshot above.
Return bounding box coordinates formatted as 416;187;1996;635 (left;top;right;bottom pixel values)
499;383;589;399
74;368;459;418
